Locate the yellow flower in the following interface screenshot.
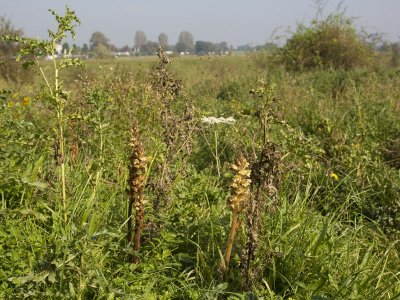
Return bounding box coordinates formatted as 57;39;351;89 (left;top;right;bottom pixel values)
22;96;30;106
330;172;339;181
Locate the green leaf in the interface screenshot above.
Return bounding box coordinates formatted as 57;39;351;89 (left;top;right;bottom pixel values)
21;177;47;189
47;272;56;284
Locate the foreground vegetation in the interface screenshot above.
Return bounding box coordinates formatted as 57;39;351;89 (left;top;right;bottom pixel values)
1;7;400;299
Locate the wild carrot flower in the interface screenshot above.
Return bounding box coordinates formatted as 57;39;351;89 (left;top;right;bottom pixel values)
201;116;235;125
201;115;235;176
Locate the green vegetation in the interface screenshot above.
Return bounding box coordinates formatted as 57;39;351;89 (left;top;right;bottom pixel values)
276;9;374;71
1;6;400;299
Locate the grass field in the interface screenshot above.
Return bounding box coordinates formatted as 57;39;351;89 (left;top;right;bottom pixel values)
1;40;400;299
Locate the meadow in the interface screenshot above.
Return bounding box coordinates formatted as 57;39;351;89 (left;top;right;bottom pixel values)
1;8;400;300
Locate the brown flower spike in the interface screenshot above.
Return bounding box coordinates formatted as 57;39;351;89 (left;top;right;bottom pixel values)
127;120;147;263
222;154;251;280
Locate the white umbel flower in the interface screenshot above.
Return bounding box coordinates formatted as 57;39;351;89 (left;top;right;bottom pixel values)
201;116;235;125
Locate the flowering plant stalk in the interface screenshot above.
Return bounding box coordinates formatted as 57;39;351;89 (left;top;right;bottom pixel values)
1;6;83;222
127;120;147;263
201;116;235;177
221;154;251;281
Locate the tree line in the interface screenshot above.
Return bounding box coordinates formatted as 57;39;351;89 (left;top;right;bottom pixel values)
2;15;399;63
66;30;232;58
0;17;278;62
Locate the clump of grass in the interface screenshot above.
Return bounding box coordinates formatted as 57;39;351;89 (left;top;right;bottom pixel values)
127;120;147;263
221;153;251;281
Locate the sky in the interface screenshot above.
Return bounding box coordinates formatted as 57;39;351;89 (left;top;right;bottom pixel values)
1;0;399;48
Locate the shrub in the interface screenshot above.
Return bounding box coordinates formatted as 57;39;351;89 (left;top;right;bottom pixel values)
277;12;373;71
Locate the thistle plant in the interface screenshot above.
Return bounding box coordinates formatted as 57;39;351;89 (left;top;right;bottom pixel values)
127;120;147;263
221;154;251;281
1;6;83;222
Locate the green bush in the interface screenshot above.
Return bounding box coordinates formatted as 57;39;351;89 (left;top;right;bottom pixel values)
278;12;373;71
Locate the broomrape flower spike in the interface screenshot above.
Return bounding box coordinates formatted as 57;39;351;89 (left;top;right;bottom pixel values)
127;121;147;264
222;154;251;281
229;158;251;212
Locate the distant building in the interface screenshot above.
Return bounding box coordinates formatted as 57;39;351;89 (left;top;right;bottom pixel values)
114;51;131;57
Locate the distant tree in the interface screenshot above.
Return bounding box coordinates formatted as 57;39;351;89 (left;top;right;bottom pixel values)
177;31;194;53
62;42;70;54
141;41;158;55
158;33;168;47
109;44;118;52
175;41;187;53
216;41;229;54
120;45;131;52
195;40;215;55
89;31;110;50
71;44;81;55
134;30;147;52
92;44;112;59
81;43;89;55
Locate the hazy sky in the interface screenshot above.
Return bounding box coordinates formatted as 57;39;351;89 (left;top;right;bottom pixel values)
1;0;399;47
